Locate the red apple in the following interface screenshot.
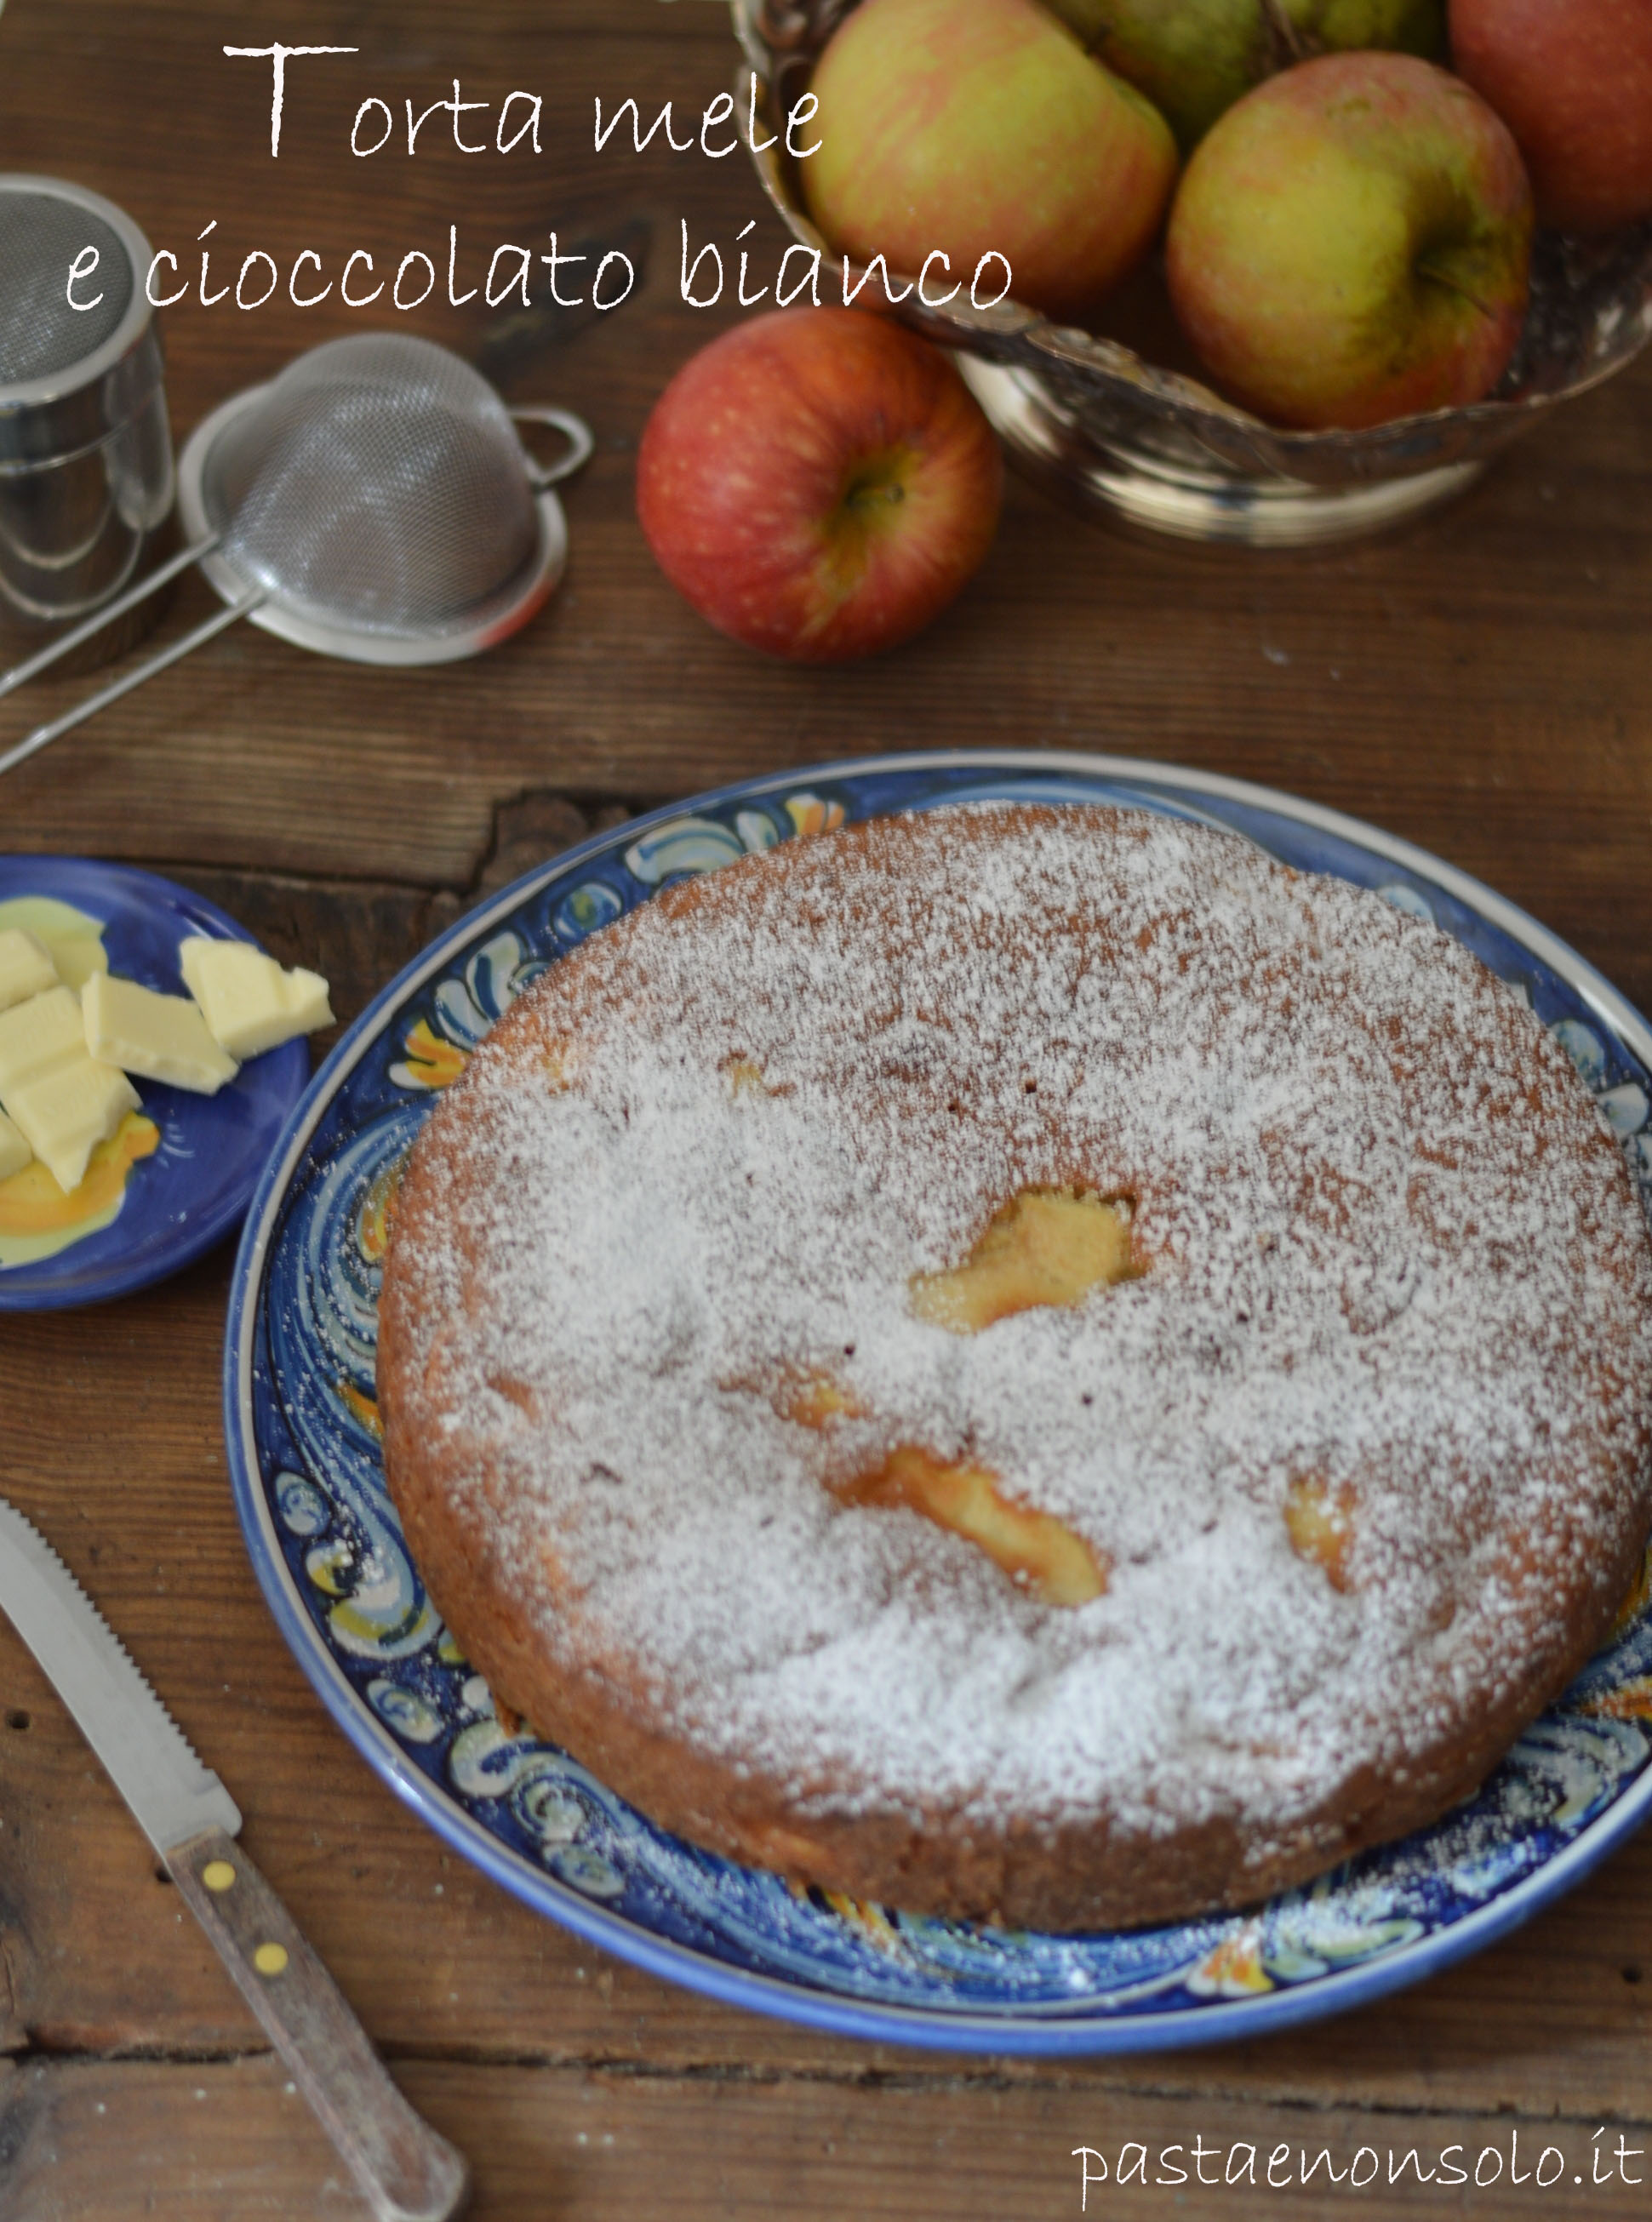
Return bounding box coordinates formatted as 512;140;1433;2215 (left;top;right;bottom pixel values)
636;310;1002;664
1166;53;1533;429
803;0;1178;321
1451;0;1652;233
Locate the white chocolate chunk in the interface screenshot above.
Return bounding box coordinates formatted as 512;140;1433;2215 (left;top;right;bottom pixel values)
0;1109;31;1181
179;938;334;1060
6;1056;138;1194
83;972;238;1096
0;986;86;1095
0;928;60;1014
46;932;108;993
0;981;141;1193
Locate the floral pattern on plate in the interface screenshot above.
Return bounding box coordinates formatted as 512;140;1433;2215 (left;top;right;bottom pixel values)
226;756;1652;2053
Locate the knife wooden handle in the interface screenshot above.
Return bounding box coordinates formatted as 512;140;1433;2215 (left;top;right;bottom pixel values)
169;1827;470;2222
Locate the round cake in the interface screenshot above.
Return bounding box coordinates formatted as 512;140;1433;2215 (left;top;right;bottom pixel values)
377;803;1652;1930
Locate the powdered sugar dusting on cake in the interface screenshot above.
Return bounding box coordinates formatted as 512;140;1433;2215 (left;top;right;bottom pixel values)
383;805;1652;1865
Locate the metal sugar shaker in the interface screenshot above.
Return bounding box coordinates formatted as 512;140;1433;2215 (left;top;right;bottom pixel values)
0;174;175;665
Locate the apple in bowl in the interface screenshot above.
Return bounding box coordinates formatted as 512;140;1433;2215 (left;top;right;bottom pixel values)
803;0;1178;320
1450;0;1652;234
637;309;1003;663
1045;0;1445;149
730;0;1646;541
1166;52;1534;430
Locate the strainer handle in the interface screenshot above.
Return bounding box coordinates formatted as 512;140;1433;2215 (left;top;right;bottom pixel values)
0;534;222;707
0;588;263;781
510;408;595;490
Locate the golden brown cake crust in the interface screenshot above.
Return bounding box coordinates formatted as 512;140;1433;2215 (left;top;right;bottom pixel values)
377;805;1652;1931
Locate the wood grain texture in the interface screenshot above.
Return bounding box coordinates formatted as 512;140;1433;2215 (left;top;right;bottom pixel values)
8;2054;1652;2220
1;0;1650;2213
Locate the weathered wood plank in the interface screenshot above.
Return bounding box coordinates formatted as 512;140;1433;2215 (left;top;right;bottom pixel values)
7;406;1651;967
8;2054;1652;2222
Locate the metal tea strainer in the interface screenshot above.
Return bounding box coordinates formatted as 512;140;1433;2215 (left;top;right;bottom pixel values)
0;333;593;778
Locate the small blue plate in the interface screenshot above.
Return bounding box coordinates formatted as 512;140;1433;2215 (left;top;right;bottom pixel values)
224;754;1652;2053
0;857;311;1311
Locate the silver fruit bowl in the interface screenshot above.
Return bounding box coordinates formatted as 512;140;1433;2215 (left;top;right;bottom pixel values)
735;0;1652;546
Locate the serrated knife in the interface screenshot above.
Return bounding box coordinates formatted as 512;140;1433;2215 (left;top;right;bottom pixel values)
0;1496;468;2222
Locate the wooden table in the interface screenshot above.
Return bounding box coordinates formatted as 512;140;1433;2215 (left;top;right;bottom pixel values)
3;4;1652;2214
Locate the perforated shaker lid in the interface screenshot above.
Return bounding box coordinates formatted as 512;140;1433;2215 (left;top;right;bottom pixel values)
0;176;164;474
0;190;131;383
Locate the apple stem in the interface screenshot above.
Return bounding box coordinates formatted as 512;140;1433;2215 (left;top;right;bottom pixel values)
1258;0;1311;72
759;1;855;58
1415;259;1495;322
848;480;906;511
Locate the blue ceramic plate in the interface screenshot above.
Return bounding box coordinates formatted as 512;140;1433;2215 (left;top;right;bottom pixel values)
224;754;1652;2053
0;858;310;1311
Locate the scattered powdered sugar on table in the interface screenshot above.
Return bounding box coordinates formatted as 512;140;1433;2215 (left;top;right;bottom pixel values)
386;805;1652;1861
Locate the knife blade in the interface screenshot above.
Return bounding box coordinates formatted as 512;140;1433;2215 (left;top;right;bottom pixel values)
0;1496;240;1852
0;1495;468;2222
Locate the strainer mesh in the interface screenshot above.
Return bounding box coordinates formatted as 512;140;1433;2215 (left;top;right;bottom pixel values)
0;191;132;384
202;335;541;638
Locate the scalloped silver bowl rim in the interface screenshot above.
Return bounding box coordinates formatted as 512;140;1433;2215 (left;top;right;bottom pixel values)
732;0;1652;482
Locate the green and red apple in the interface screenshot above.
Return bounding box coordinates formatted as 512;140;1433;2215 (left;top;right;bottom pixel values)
1167;53;1533;428
636;310;1002;663
803;0;1178;320
1451;0;1652;233
1048;0;1444;148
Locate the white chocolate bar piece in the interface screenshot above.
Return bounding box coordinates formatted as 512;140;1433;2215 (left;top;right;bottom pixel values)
0;928;60;1014
179;937;334;1060
6;1054;138;1194
83;972;237;1096
46;932;108;992
0;1109;31;1181
0;985;86;1095
0;983;141;1194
